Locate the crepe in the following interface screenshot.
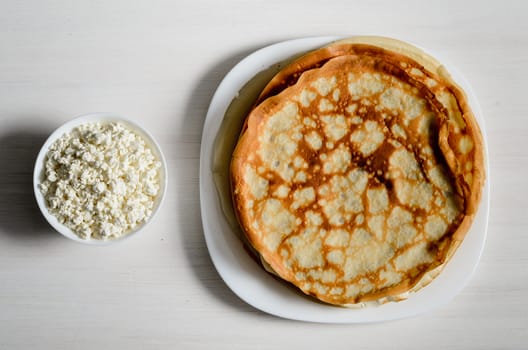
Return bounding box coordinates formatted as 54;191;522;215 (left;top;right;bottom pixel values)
230;37;485;306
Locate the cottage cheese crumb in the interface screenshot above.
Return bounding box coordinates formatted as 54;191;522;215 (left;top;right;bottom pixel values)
39;122;162;240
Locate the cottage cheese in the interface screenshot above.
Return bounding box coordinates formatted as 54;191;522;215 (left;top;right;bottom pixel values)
39;122;162;240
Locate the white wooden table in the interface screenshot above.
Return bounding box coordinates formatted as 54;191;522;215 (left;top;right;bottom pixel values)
1;1;526;348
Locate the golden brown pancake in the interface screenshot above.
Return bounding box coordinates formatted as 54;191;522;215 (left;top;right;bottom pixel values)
230;37;485;306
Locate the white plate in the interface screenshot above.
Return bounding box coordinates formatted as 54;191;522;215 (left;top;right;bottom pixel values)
199;37;490;323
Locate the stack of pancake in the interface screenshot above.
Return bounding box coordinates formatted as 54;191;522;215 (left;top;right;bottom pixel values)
230;37;485;306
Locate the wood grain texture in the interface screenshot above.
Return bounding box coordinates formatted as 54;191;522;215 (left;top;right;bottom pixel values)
0;0;527;349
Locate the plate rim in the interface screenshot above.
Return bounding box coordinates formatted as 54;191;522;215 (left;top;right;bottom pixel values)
199;36;490;323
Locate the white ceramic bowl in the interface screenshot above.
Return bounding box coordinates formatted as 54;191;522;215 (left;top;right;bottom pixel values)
33;113;168;245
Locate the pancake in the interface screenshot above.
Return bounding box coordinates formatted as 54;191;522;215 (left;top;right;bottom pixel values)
230;37;485;306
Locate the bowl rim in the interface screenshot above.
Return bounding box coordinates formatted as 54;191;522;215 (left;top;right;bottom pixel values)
33;112;168;245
